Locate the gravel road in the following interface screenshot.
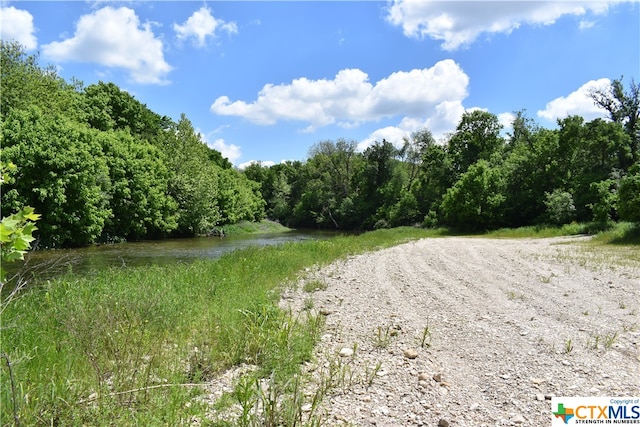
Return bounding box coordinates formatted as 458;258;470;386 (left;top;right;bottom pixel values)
282;236;640;426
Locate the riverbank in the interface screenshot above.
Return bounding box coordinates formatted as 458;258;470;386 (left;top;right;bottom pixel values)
0;227;437;425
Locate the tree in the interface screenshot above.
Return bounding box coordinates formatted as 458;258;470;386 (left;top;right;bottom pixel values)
1;41;84;122
1;107;111;247
618;165;640;222
447;110;504;177
544;189;576;225
98;130;177;240
441;160;506;230
590;78;640;167
83;81;167;141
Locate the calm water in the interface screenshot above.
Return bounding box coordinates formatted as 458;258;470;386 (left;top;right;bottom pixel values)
8;230;343;283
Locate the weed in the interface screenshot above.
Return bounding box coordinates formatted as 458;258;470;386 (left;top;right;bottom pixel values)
603;331;618;349
303;280;327;293
586;334;601;350
619;301;627;309
420;323;432;348
364;362;383;391
303;297;314;311
564;338;574;353
373;326;392;349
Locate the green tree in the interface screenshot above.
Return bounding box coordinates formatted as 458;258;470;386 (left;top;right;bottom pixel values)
1;107;110;247
618;165;640;222
162;115;223;235
83;81;168;140
1;41;84;122
502;128;564;226
543;189;576;225
441;160;506;230
98;130;177;240
447;110;504;177
590;77;639;167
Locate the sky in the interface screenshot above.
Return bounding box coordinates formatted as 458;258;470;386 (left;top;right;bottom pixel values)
1;1;639;168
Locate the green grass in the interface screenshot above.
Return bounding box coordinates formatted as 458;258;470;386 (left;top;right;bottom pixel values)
221;219;291;235
1;226;438;425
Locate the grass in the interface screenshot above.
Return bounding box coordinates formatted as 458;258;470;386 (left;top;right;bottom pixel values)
221;219;291;235
0;226;438;426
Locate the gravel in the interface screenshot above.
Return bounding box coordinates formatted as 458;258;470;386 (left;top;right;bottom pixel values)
281;236;640;426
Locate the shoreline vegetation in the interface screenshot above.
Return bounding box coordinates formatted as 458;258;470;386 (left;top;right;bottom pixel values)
1;223;638;425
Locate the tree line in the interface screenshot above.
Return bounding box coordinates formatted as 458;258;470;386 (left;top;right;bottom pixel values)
245;91;639;231
1;42;264;248
1;41;638;249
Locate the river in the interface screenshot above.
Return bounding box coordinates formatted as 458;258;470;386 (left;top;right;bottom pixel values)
7;229;343;284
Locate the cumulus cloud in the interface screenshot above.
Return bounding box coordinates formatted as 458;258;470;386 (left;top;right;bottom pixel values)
0;5;37;50
41;7;172;84
211;59;469;134
537;78;610;122
210;138;242;164
358;99;466;151
174;6;237;47
386;0;618;50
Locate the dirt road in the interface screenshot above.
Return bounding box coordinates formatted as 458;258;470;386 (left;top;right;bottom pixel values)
283;236;640;426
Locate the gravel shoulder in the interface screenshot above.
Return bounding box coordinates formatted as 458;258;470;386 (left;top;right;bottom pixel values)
281;236;640;426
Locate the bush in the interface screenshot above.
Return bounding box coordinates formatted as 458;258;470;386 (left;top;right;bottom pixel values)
544;189;576;225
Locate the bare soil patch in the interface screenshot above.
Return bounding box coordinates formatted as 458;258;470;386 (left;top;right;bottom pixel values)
282;236;640;426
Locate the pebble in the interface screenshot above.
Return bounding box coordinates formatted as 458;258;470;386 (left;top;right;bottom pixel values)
339;347;354;357
404;348;419;359
536;393;545;401
418;373;430;381
301;403;313;412
511;414;526;424
438;419;450;427
433;373;443;382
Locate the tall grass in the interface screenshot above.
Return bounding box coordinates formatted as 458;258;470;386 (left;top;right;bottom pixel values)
1;227;436;425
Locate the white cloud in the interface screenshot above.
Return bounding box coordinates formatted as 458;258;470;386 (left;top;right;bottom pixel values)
237;160;276;170
386;0;621;50
358;100;471;150
210;138;242;164
0;6;37;50
498;112;516;132
174;6;237;48
537;78;610;122
211;59;469;133
41;7;172;84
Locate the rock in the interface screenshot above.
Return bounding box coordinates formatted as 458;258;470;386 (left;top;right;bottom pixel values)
418;373;430;381
438;419;450;427
433;373;443;382
339;347;354;357
511;414;526;424
404;348;419;359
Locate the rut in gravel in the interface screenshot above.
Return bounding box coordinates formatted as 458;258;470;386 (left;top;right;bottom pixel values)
282;236;640;426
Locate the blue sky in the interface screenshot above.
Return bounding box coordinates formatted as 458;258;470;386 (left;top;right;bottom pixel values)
2;1;639;167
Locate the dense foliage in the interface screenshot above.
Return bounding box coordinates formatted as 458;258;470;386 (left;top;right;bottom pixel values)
245;88;639;232
1;42;264;247
1;41;638;247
